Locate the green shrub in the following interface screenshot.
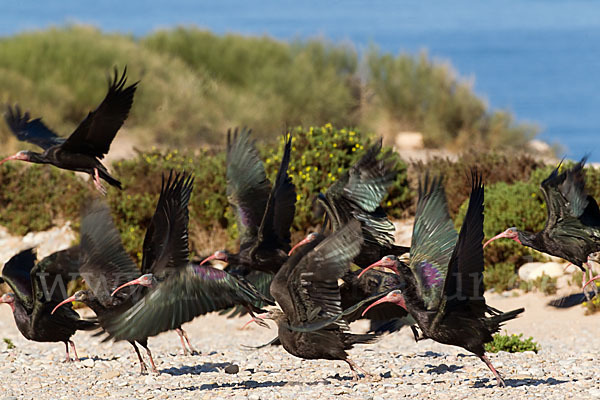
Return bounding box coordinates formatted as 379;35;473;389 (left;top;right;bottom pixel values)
519;273;558;296
485;333;540;353
484;262;519;293
262;124;412;232
456;179;548;267
410;152;546;217
3;338;15;350
0;26;537;153
367;50;538;149
583;286;600;315
0;164;88;235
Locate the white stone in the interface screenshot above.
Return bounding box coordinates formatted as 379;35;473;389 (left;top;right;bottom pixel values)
518;262;566;280
395;132;424;150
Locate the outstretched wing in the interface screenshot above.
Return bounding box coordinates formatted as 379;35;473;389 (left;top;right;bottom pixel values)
226;128;271;245
101;264;271;342
62;67;138;159
443;171;485;316
409;175;458;311
78;200;140;307
285;220;363;327
141;171;193;277
256;132;296;252
0;248;36;306
320;139;398;248
4;105;65;150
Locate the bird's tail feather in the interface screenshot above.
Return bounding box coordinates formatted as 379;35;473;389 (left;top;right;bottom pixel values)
346;332;380;346
485;307;524;333
76;318;99;331
98;168;122;189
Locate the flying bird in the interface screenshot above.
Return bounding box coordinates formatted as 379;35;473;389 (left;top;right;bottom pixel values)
261;220;379;381
483;157;600;292
362;172;524;387
1;67;138;194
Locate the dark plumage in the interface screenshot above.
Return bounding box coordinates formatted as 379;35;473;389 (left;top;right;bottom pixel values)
51;200;158;373
200;129;296;318
484;157;600;275
0;248;97;362
265;220;379;380
99;171;271;346
1;67;138;193
314;138;409;268
364;172;524;387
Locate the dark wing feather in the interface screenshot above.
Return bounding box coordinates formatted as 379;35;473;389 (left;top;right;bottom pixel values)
285;220;363;327
256;133;296;251
226;128;272;245
320;139;397;248
0;248;36;304
61;67;137;159
101;264;270;342
443;171;485;315
4;105;64;150
409;175;458;311
30;247;81;304
141;171;193;277
219;266;273;318
78;200;140;307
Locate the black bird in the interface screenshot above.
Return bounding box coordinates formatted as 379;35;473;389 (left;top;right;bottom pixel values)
307;138;409;267
200;129;296;275
484;157;600;289
51;200;160;373
97;172;271;346
362;173;524;387
262;220;379;381
1;67;138;193
0;247;97;362
108;171;202;355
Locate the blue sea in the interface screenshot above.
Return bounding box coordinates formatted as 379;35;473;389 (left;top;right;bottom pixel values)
2;1;599;160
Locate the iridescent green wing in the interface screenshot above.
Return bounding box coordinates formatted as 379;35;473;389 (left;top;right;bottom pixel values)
226;128;271;245
409;175;458;311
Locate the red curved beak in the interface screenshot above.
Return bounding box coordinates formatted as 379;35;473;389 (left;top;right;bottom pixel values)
361;293;406;316
483;230;521;248
51;295;77;315
111;277;143;297
288;237;312;256
358;259;397;279
583;275;600;291
200;254;217;265
0;154;18;166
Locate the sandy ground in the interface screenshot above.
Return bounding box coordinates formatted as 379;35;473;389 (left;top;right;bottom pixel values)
0;290;598;400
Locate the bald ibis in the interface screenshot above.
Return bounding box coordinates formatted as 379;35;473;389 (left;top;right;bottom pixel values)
1;67;137;194
201;129;295;274
0;248;97;362
263;220;379;381
363;172;524;387
99;171;271;345
484;158;600;291
51;200;159;373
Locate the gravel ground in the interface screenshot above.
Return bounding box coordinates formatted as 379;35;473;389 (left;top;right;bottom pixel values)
0;291;598;400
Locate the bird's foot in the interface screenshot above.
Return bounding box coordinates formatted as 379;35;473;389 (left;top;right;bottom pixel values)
93;168;107;195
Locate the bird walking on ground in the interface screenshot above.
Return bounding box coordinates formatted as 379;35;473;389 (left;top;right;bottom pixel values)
1;67;138;194
361;172;524;387
483;157;600;294
0;247;97;362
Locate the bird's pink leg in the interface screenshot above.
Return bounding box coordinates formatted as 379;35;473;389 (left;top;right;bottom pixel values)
480;354;506;387
130;342;148;374
345;358;373;381
180;328;198;355
563;262;573;273
93;168;107;195
64;342;71;363
176;328;189;355
68;340;80;362
144;346;158;374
